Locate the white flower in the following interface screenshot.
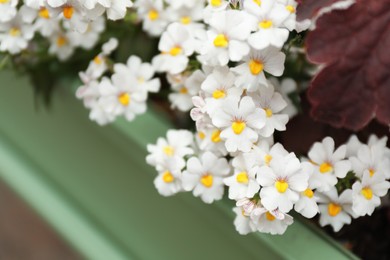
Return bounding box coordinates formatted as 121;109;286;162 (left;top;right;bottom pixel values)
154;158;185;196
201;66;242;116
191;93;213;130
198;9;255;66
250;83;289;137
168;70;203;111
224;154;260;200
195;127;227;156
317;187;354;232
165;0;199;9
87;78;117;125
114;55;161;94
257;152;309;213
244;0;290;50
294;163;319;218
33;7;61;37
48;32;75;60
349;141;390;179
135;0;169;36
98;70;148;121
0;6;36;54
232;206;257;235
352;170;390;216
182;151;230;203
67;15;105;49
106;0;133;20
211;96;266;153
308;137;351;192
245;141;287;174
146;129;194;167
251;207;293;235
167;2;205;33
232;47;285;92
269;77;299;119
0;0;18;23
152;23;195;74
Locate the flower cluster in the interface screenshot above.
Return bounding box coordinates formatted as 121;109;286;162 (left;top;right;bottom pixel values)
76;38;160;125
141;0;390;235
0;0;132;59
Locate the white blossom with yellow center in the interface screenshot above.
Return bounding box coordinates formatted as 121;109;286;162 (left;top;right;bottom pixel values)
232;46;285;92
146;129;194;169
349;138;390;179
308;137;351;192
154;158;185;197
168;70;204;112
201;66;243;116
257;152;309;213
0;7;35;54
224;154;260;200
182;151;230;204
211;96;266;153
249;83;289;137
152;23;195;74
250;207;293;235
316;187;355;232
244;0;290;50
136;0;169;36
294;163;320;218
198;10;255;66
351;170;390;217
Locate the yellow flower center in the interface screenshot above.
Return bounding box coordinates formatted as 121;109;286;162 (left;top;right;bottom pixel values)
265;212;275;221
211;130;221;143
232;121;246;135
275;180;288;193
253;0;261;5
9;28;20;37
361;187;373;200
179;87;188;94
169;46;182;56
163;146;174;156
210;0;221;7
212;89;226;99
0;0;10;3
56;36;67;47
162;171;174;183
213;34;229;48
328;203;341;217
369;168;375;177
93;56;103;65
286;5;295;13
303;188;314;198
198;131;205;140
265;108;273;118
248;59;264;75
39;8;50;19
264;154;272;165
259;20;273;29
63;6;74;19
201;174;213;188
148;9;159;20
118;92;130;106
180;16;191;24
236;172;249;184
319;162;333;173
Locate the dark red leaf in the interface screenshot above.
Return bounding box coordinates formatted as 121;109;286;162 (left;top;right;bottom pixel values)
297;0;342;21
306;0;390;131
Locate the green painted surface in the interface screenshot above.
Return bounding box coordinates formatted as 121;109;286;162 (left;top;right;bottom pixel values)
0;71;358;260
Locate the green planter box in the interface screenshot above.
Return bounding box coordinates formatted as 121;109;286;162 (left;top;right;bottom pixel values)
0;71;357;260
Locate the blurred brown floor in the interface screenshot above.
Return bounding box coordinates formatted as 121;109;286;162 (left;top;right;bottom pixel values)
0;181;82;260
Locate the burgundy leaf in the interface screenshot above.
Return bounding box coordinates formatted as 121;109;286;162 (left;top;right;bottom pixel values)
306;0;390;131
297;0;343;21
